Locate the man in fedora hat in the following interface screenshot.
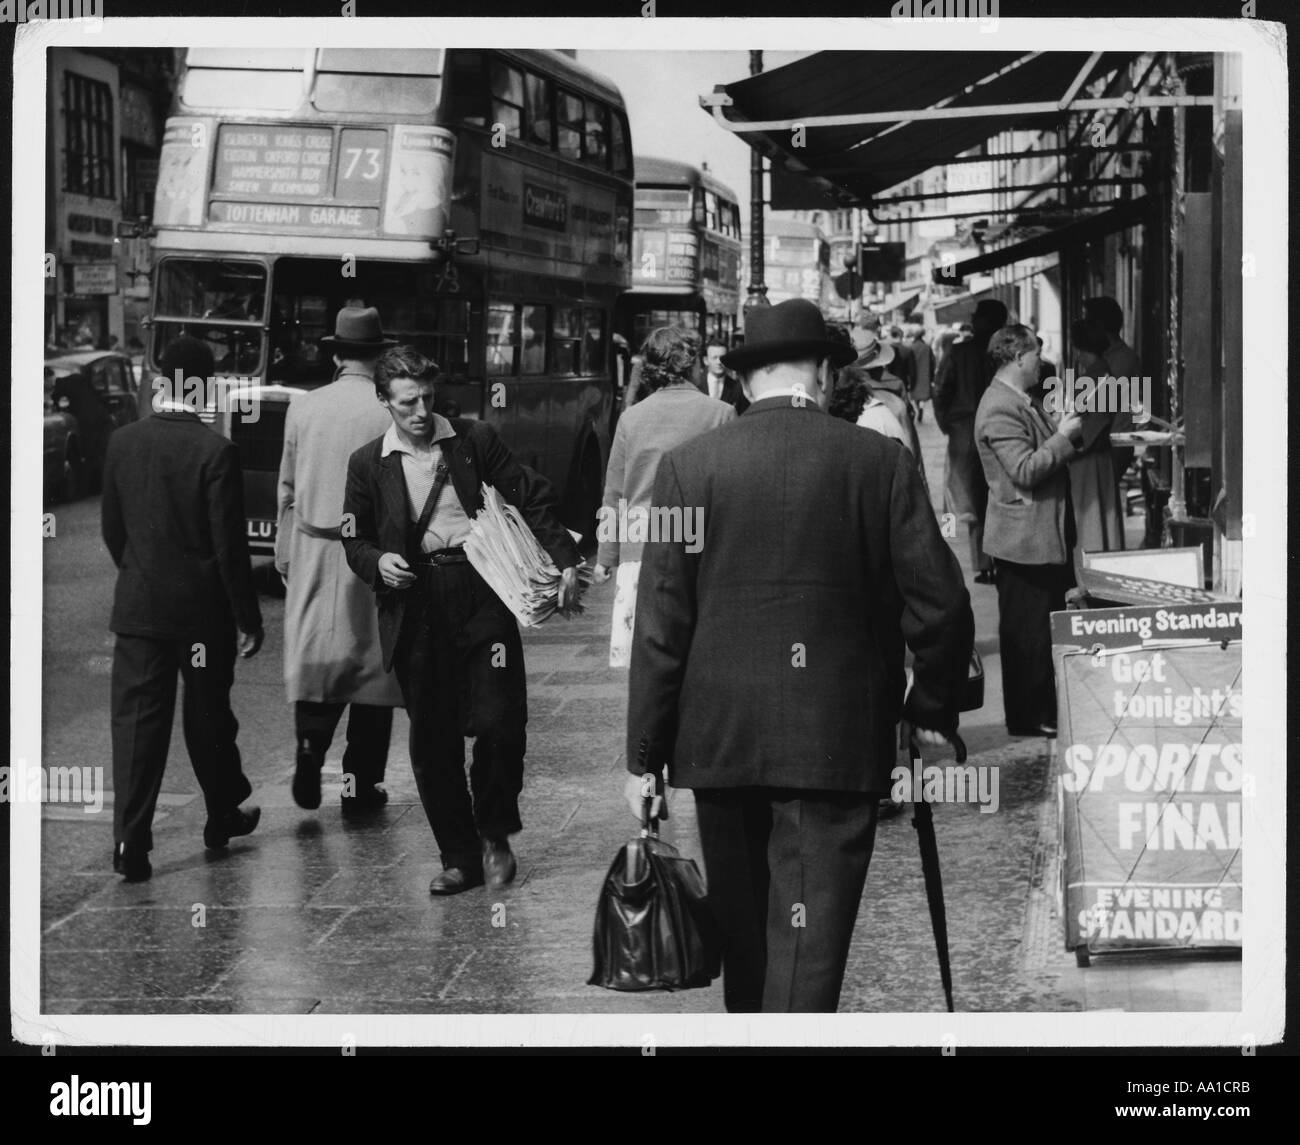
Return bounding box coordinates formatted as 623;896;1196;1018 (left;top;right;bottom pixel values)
626;298;974;1012
102;336;264;881
277;306;404;815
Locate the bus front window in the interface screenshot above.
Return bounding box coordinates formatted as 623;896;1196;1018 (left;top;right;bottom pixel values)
267;258;473;386
153;258;267;376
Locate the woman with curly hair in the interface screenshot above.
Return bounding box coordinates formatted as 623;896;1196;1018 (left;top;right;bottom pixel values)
593;327;736;667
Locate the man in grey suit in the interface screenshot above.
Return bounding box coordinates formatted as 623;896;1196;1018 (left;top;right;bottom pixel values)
974;324;1084;737
626;299;975;1013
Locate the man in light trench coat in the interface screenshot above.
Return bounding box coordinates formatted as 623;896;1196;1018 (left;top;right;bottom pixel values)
276;306;404;815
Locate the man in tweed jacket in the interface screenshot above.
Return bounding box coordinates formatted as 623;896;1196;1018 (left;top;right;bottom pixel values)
626;299;974;1013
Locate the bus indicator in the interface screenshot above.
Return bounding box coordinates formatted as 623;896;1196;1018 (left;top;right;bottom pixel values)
214;127;335;199
209;201;381;231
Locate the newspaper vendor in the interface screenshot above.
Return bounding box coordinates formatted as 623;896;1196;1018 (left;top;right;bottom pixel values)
342;346;581;896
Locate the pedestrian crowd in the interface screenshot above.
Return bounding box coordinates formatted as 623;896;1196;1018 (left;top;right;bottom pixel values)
99;291;1143;1013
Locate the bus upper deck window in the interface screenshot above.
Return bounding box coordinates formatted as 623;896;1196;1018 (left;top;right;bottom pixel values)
181;69;304;112
584;100;609;168
704;191;720;232
611;113;631;176
524;72;552;148
490;60;524;140
444;49;486;126
556;91;583;160
314;74;439;115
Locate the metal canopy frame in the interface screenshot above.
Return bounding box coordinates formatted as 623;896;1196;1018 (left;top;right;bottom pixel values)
700;89;1222;134
701;50;1235;210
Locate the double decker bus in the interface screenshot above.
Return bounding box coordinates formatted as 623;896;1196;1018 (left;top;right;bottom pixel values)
142;47;633;550
615;156;742;353
764;217;831;309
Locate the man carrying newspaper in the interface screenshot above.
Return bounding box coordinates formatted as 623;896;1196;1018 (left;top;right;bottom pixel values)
342;346;581;896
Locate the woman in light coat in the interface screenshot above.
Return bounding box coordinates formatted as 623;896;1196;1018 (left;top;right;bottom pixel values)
593;327;736;667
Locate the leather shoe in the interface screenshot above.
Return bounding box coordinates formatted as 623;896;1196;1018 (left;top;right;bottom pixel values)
341;783;389;818
204;805;261;850
292;739;323;810
428;866;485;896
973;570;997;585
1008;723;1058;738
482;837;517;889
113;843;151;883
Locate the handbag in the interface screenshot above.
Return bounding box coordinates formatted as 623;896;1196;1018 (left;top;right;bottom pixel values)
588;795;722;992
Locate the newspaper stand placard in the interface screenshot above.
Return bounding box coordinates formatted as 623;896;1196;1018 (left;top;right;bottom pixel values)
1050;602;1242;959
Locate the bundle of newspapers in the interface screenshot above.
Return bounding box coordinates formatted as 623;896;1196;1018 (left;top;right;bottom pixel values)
463;483;591;627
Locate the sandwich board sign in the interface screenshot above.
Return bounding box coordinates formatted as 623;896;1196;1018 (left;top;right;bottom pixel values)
1050;602;1242;961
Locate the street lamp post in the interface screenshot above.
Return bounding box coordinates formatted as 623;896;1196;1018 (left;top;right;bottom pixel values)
743;50;769;321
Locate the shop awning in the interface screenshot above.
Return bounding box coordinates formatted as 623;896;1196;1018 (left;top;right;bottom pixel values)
931;194;1156;283
703;50;1155;208
874;286;923;316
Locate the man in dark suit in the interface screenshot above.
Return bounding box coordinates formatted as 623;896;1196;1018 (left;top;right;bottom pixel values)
701;336;749;414
101;337;264;882
626;299;975;1013
342;346;581;896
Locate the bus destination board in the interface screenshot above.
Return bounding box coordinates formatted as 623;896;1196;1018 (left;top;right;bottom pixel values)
214;127;335;199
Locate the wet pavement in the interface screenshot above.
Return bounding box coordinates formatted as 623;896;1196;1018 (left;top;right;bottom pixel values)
35;410;1239;1016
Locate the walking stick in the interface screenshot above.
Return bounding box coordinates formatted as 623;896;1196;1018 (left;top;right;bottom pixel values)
904;720;964;1014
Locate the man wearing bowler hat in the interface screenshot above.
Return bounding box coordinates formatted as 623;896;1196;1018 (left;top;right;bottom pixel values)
277;306;405;815
626;298;974;1012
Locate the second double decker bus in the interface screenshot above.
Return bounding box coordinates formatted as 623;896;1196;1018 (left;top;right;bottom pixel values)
764;217;831;309
142;47;633;549
616;156;742;352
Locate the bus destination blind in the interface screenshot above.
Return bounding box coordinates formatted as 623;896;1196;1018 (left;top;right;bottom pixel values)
211;125;389;233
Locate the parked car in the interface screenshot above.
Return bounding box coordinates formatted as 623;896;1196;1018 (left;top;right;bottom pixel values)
44;368;84;503
44;351;140;492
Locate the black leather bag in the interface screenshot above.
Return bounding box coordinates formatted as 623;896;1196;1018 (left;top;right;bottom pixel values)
589;805;722;992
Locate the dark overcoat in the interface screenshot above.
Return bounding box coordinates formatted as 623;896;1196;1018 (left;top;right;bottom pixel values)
626;395;974;794
101;411;262;640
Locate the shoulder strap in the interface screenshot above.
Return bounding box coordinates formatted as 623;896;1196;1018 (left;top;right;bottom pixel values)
411;440;458;541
